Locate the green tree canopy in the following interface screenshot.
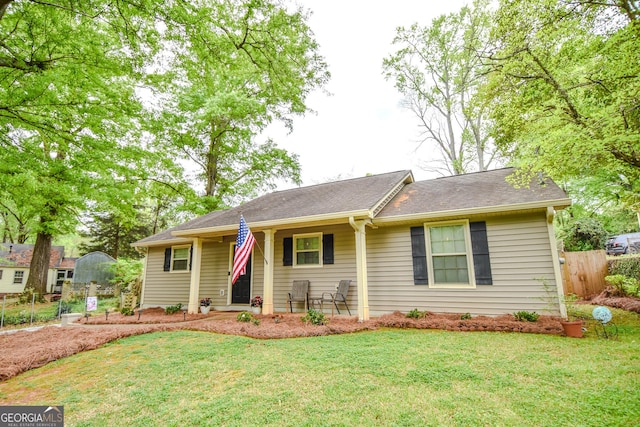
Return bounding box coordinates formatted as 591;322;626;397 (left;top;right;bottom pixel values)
153;0;329;211
487;0;640;215
0;0;328;293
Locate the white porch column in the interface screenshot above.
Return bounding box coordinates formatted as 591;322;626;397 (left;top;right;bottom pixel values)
187;238;203;314
262;229;275;315
350;218;370;321
547;207;567;318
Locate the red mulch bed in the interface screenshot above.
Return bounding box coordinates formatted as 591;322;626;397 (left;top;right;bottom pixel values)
0;307;569;382
588;287;640;313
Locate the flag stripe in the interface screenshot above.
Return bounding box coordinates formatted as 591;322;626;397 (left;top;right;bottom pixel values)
232;216;256;285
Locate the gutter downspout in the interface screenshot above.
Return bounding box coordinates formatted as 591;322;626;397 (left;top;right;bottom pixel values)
349;217;370;321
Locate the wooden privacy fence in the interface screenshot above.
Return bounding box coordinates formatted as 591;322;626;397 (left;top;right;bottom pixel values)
561;250;608;297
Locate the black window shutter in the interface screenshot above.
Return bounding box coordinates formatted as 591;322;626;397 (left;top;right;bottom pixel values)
470;222;493;285
283;237;293;266
163;248;172;271
410;226;428;285
323;234;334;264
189;244;193;270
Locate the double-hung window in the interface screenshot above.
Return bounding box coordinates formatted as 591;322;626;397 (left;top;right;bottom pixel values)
171;246;191;272
294;233;322;267
425;221;476;288
13;271;24;284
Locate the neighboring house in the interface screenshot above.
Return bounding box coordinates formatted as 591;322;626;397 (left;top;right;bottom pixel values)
133;168;571;320
0;244;76;294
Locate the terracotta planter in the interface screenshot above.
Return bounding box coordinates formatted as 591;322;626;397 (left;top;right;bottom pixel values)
561;320;583;338
200;306;211;315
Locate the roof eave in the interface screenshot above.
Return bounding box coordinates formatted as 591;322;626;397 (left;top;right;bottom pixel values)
131;237;195;248
172;209;374;239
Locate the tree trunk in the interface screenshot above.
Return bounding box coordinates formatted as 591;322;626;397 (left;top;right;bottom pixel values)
25;229;53;296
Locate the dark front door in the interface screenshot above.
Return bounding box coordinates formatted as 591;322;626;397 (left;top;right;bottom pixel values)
232;252;251;304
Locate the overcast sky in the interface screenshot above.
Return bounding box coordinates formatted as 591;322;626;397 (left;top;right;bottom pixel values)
266;0;470;187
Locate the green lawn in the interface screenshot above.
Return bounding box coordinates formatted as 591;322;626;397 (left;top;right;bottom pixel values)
1;308;639;426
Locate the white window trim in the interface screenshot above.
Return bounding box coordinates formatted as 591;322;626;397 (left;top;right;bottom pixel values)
293;232;323;268
171;245;191;273
424;220;476;289
13;270;24;285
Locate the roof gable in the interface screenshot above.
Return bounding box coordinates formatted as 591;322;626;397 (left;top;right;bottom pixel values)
376;168;570;219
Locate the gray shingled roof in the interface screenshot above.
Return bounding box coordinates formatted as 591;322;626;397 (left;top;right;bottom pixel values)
134;170;413;246
376;168;570;219
134;168;570;247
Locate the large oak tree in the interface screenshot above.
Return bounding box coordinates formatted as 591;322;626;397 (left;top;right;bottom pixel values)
0;0;328;294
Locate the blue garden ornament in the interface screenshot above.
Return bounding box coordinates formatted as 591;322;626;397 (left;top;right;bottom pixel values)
592;306;612;324
592;306;617;339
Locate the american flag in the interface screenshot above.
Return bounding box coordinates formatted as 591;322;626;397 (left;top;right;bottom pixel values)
232;215;256;284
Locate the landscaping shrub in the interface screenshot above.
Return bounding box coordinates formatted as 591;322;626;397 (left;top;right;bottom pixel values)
605;275;640;297
18;287;46;304
513;311;540;322
609;256;640;280
302;308;327;325
561;217;608;251
164;303;182;315
406;308;427;319
236;312;252;322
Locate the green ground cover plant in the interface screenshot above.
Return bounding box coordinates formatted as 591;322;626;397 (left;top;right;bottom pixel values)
1;308;638;426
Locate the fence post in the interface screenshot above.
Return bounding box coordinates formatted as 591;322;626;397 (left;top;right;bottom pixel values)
30;293;35;325
1;295;5;328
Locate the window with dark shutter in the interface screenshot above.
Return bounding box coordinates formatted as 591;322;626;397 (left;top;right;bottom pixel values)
283;237;293;266
323;234;334;264
283;234;334;266
163;248;172;271
410;226;428;285
470;222;493;285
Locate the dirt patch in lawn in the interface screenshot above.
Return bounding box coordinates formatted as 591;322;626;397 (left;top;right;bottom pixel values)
0;307;569;382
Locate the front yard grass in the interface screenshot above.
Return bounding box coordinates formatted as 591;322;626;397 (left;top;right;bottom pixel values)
1;307;639;426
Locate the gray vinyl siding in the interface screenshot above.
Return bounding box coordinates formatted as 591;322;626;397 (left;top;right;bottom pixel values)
142;226;356;311
367;213;562;316
273;224;357;312
142;212;561;316
142;246;192;307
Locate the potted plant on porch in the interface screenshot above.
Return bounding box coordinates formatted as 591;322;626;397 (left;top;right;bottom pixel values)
250;295;263;314
560;294;584;338
200;297;212;315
